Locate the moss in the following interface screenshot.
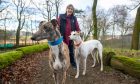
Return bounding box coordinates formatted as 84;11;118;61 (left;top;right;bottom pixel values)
0;51;23;69
0;43;49;69
16;43;49;55
113;56;140;70
111;56;140;78
103;51;115;66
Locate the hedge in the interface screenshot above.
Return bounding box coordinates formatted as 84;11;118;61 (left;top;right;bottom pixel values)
0;51;23;69
16;43;49;55
0;43;49;69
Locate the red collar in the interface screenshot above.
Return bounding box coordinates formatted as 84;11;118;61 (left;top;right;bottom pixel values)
74;41;82;47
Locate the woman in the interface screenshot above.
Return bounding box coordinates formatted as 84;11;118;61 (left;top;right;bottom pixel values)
58;4;80;68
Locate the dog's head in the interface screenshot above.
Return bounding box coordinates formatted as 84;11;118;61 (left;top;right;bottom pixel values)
51;19;58;28
31;19;59;41
69;31;81;41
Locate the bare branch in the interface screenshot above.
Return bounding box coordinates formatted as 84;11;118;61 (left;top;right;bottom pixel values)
20;15;25;30
30;0;48;18
127;2;140;11
0;4;9;12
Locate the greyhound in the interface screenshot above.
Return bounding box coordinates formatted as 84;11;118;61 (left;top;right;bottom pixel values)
31;19;70;84
69;31;103;78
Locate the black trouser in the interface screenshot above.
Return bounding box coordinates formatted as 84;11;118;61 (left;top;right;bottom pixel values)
68;40;76;67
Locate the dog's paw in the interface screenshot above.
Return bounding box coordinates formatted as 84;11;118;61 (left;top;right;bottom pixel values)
82;72;86;75
100;68;103;71
91;64;95;67
52;74;54;78
75;75;79;78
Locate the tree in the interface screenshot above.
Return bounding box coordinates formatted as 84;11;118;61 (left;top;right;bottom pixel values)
109;5;120;39
80;14;92;41
12;0;30;46
54;0;63;19
131;6;140;50
3;10;9;49
0;0;9;13
115;5;128;49
96;9;111;38
130;0;140;50
31;0;63;21
92;0;98;39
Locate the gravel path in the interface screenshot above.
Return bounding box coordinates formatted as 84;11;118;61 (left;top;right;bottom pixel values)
0;50;140;84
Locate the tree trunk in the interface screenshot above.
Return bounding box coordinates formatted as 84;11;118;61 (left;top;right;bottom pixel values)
25;31;28;46
3;17;7;49
55;0;59;19
16;26;20;47
131;6;140;50
111;56;140;79
92;0;98;39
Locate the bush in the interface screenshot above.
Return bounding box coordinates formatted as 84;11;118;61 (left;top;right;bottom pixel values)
16;43;49;55
0;51;23;69
0;43;49;69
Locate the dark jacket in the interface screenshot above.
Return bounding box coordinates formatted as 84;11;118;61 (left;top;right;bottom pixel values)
58;14;80;45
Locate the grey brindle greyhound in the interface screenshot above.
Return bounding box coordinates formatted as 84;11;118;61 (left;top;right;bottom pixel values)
31;19;70;84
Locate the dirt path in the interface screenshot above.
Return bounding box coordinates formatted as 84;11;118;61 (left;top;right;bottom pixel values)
0;50;140;84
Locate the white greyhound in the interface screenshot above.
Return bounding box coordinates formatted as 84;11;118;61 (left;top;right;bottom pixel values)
69;31;103;78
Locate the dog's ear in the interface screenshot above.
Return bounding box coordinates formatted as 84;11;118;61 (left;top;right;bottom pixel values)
51;19;58;28
39;21;45;27
80;32;84;38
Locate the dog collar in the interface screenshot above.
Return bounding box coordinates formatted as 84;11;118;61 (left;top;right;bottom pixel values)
75;41;82;47
48;36;63;46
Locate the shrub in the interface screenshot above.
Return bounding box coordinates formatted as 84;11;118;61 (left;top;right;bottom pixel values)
0;51;23;69
0;43;49;69
16;43;49;55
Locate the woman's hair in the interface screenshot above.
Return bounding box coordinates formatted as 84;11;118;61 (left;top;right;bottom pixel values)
66;4;74;10
66;4;75;15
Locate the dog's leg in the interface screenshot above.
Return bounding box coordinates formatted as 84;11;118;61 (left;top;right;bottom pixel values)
98;49;103;71
75;56;80;78
82;58;87;76
62;71;66;84
96;51;99;63
54;72;59;84
91;50;96;67
53;72;57;84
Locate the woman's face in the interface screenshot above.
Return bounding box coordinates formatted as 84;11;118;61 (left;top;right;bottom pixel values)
66;6;74;16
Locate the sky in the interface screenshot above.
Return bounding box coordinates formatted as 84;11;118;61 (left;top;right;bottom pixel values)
60;0;136;17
